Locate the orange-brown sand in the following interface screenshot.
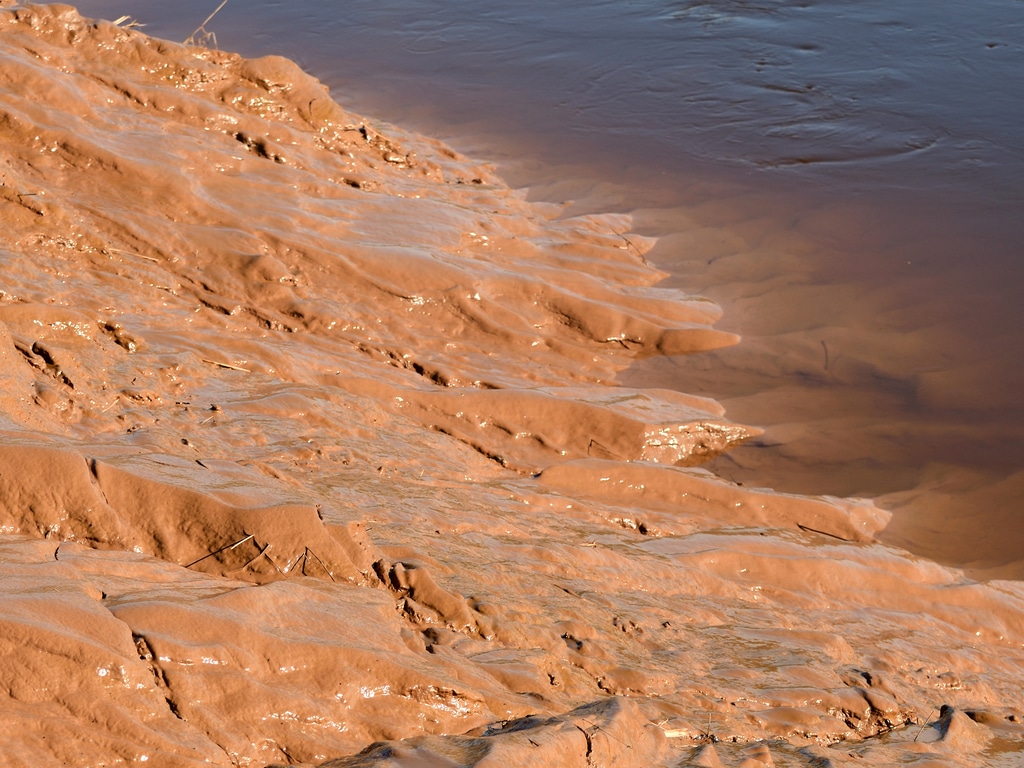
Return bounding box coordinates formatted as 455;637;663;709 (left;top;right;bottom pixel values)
0;5;1021;767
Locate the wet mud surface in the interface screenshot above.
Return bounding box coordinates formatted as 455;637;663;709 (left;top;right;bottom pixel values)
0;5;1022;767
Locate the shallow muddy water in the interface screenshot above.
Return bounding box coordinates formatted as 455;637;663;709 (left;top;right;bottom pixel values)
70;0;1024;574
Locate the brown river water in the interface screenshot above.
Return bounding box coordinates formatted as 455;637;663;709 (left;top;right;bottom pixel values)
0;3;1022;767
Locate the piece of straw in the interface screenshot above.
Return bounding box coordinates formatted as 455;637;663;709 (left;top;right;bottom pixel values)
202;359;251;372
304;547;337;582
234;542;272;574
184;533;253;568
184;0;229;45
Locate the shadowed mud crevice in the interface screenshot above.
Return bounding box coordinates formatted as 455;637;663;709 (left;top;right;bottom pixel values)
374;559;488;636
358;345;460;388
131;633;184;721
12;336;45;372
428;425;513;469
241;305;299;333
0;183;46;216
10;337;79;390
355;124;413;168
86;457;112;510
99;321;143;353
233;131;284;163
410;361;451;387
30;342;76;389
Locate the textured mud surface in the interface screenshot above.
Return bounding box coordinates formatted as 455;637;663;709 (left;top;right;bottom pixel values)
0;5;1021;767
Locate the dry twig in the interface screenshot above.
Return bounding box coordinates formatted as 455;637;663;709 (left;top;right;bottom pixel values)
304;547;337;582
184;0;229;47
233;542;272;574
111;15;143;29
202;358;251;373
914;709;936;742
185;533;254;568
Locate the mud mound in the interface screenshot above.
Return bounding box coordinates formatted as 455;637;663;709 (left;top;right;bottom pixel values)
315;698;666;768
0;444;373;583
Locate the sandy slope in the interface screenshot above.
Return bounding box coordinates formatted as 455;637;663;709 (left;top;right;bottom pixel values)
0;5;1021;766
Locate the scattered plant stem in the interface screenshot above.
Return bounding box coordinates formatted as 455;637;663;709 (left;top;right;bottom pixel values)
111;15;143;29
107;247;159;263
185;533;253;568
233;542;271;573
305;547;337;582
579;716;632;751
914;709;936;742
283;550;306;574
184;0;229;47
202;359;251;372
797;523;850;542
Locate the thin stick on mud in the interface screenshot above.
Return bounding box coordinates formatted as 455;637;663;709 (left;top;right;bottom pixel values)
304;547;337;582
185;0;229;45
914;709;936;742
202;359;251;373
659;728;687;738
184;533;254;568
106;247;159;263
797;523;851;542
234;542;272;574
702;710;714;742
578;717;632;751
283;550;306;574
261;547;285;575
111;15;143;29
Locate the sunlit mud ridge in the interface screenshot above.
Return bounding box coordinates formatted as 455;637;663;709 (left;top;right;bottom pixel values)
0;5;1022;767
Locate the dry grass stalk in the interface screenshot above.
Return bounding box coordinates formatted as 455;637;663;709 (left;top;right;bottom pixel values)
184;533;254;568
202;359;251;373
233;542;272;574
106;247;159;263
184;0;229;48
797;523;850;542
914;709;937;742
111;15;143;29
283;550;306;574
304;547;337;582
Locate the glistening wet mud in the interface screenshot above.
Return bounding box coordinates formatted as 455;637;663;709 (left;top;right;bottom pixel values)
0;5;1022;767
66;0;1024;577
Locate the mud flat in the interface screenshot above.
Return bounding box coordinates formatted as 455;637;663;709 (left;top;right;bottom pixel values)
0;5;1022;767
